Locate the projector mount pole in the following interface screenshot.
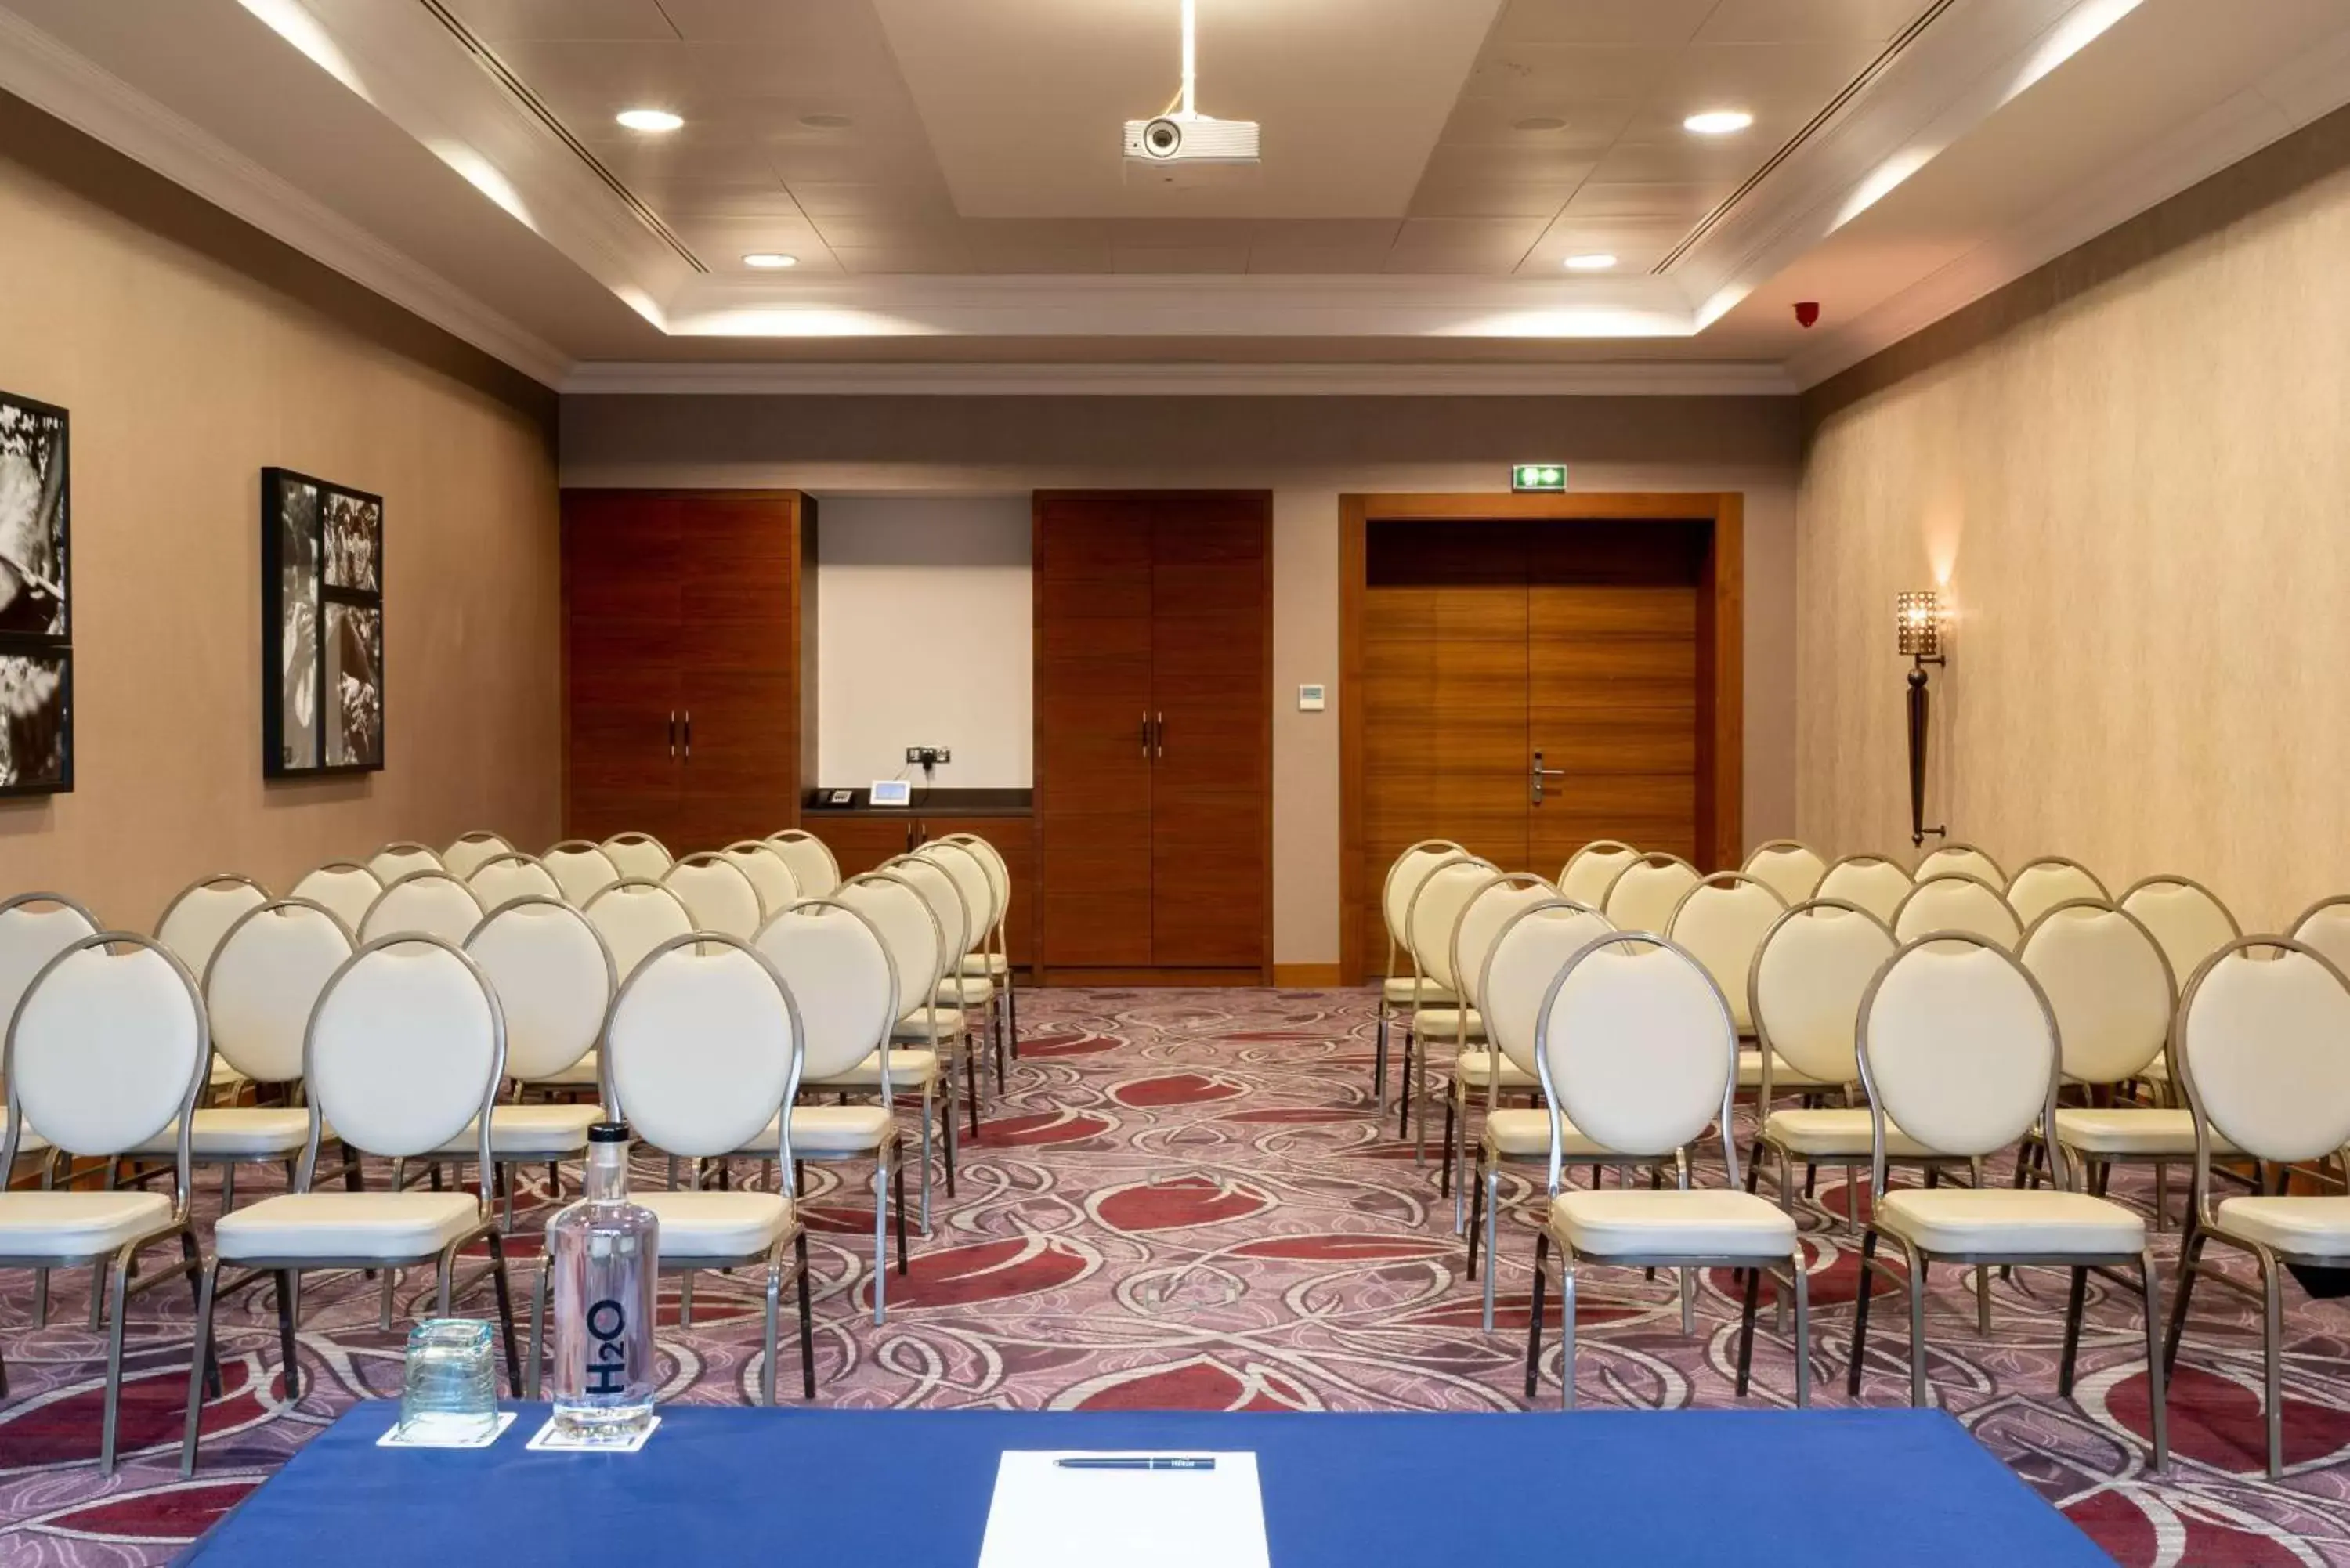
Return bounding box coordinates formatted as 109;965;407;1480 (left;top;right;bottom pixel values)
1180;0;1197;117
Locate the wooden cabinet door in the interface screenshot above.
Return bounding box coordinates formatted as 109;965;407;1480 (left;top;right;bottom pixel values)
1035;497;1155;967
677;496;802;851
1148;500;1269;969
563;493;682;844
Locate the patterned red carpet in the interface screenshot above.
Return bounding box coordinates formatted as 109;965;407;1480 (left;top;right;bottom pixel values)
5;988;2349;1565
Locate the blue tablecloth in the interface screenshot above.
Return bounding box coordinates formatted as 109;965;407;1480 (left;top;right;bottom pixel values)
176;1404;2110;1566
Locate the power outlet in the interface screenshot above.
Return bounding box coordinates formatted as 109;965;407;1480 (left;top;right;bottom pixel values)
905;746;953;768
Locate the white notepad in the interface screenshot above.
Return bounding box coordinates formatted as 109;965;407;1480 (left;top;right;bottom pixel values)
977;1451;1268;1568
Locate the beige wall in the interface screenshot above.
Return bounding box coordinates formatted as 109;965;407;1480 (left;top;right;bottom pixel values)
1799;106;2350;932
562;394;1801;965
0;92;561;927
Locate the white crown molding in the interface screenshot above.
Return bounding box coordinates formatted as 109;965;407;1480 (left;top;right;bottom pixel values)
1788;23;2350;389
658;271;1701;341
0;5;572;386
560;359;1796;396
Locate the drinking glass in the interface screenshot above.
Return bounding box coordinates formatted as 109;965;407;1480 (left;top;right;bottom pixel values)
397;1318;501;1444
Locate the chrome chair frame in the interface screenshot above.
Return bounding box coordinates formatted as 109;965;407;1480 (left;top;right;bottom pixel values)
181;934;525;1476
879;856;982;1142
530;931;815;1404
1846;930;2167;1470
1520;932;1812;1410
2160;935;2350;1479
833;870;957;1227
2;933;215;1474
1402;851;1493;1161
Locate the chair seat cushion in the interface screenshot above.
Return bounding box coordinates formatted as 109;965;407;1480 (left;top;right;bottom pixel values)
634;1191;794;1260
2214;1197;2350;1258
736;1104;895;1156
215;1191;479;1263
936;975;993;1006
1454;1050;1536;1089
1386;977;1455;1006
2051;1107;2236;1157
1738;1049;1835;1091
893;1006;967;1041
806;1050;939;1090
0;1190;173;1260
523;1051;600;1088
1415;1007;1483;1039
1549;1190;1798;1260
1762;1108;1937;1159
1875;1189;2144;1256
960;952;1010;978
1482;1107;1611;1158
129;1108;313;1158
432;1104;605;1158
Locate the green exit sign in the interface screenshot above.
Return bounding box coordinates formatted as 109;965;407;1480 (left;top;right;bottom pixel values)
1511;464;1568;493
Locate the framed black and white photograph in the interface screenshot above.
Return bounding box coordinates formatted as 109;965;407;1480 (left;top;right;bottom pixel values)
0;390;69;641
263;467;383;776
0;646;71;797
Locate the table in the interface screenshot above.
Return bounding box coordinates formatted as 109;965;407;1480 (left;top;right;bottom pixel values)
175;1404;2110;1566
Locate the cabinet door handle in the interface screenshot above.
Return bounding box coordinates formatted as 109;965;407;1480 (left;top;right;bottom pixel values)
1154;711;1164;760
682;710;692;761
668;710;677;759
1141;711;1152;758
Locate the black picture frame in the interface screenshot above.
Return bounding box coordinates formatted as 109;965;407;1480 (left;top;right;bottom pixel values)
0;645;72;797
262;467;384;777
0;387;73;797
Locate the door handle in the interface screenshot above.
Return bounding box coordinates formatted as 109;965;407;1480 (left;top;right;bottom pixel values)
1530;749;1567;804
1154;711;1164;760
1141;711;1152;758
682;710;692;761
668;710;677;759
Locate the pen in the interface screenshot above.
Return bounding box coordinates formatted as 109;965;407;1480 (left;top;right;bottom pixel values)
1054;1457;1217;1472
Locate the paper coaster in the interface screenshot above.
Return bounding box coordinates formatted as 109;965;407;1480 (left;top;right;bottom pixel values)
525;1414;662;1454
376;1411;518;1450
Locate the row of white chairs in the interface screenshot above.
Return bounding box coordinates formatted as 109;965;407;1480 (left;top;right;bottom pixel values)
1376;835;2350;1475
0;833;1022;1473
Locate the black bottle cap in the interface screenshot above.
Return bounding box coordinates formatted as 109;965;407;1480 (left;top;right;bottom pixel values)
588;1122;631;1143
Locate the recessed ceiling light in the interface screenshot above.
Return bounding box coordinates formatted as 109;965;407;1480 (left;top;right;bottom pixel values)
1513;115;1566;132
1683;110;1753;135
743;252;798;269
616;108;684;132
799;113;853;130
1563;253;1617;271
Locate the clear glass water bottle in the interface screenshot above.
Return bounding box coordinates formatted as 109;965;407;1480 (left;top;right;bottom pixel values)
547;1122;659;1441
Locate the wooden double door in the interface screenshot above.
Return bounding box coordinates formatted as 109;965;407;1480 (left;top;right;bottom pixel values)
562;490;814;852
1350;507;1734;977
1035;492;1270;981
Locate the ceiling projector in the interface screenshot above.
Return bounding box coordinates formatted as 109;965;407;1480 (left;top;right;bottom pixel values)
1123;0;1259;172
1123;114;1260;166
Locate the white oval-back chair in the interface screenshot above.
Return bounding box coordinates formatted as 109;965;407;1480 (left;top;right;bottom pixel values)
1916;843;2007;890
465;851;562;913
2006;856;2110;928
830;871;956;1228
3;932;211;1473
1522;932;1810;1411
2165;937;2350;1479
1816;855;1913;925
541;840;622;906
1849;931;2164;1469
1741;840;1825;908
663;852;765;940
289;862;381;937
602;832;674;880
581;878;695;987
441;830;513;881
1376;840;1467;1115
1559;840;1640;909
186;935;523;1474
1599;853;1701;936
360;869;486;947
591;933;814;1401
747;898;906;1322
1893;873;2023;952
765;829;841;898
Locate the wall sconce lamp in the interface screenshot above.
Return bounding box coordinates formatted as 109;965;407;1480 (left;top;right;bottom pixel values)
1896;591;1949;847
